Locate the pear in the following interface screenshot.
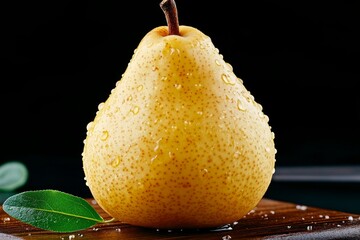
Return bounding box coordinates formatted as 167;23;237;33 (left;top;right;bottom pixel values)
82;0;276;229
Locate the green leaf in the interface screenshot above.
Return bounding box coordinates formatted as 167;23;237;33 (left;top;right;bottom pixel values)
0;161;28;191
3;190;105;232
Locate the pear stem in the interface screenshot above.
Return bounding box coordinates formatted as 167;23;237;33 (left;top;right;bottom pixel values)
160;0;180;36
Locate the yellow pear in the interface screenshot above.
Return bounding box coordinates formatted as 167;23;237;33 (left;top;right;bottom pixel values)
82;0;276;229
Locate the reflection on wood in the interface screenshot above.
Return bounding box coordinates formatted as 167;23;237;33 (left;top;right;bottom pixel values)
1;198;359;239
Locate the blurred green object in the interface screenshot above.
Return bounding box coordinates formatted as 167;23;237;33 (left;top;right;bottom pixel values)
0;161;28;192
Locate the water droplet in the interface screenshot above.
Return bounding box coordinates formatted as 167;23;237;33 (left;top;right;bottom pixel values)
194;83;202;87
233;151;241;158
201;168;208;176
296;205;308;211
348;216;354;221
222;235;232;240
154;138;162;152
272;168;276;174
174;83;182;89
237;99;247;111
271;132;276;140
307;226;313;231
130;106;140;114
161;76;168;81
184;120;191;125
111;156;121;168
256;110;263;117
100;131;109;141
197;111;203;115
215;59;221;66
186;72;193;77
226;63;233;71
98;102;105;110
86;121;94;131
168;151;175;159
221;74;235;85
265;147;271;153
137;85;143;91
171;125;178;130
263;114;270;123
115;228;121;232
151;155;158;163
287;226;292;229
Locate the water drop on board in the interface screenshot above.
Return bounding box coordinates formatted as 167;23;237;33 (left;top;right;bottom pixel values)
215;59;221;66
174;83;182;89
222;235;232;240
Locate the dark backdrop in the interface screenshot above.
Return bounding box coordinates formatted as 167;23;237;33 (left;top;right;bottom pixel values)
1;1;359;198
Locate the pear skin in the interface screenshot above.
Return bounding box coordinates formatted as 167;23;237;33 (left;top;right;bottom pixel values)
82;1;276;230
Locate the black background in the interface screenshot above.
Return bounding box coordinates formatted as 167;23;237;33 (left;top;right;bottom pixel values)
1;1;359;198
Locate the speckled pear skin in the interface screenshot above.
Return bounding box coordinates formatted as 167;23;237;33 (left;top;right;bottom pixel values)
82;26;276;229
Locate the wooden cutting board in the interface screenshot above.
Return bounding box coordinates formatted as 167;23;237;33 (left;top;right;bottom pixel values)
1;198;359;239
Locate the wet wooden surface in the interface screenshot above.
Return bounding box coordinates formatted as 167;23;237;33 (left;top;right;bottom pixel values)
1;198;360;239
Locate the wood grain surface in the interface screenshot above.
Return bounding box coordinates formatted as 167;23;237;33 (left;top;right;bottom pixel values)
1;198;360;239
